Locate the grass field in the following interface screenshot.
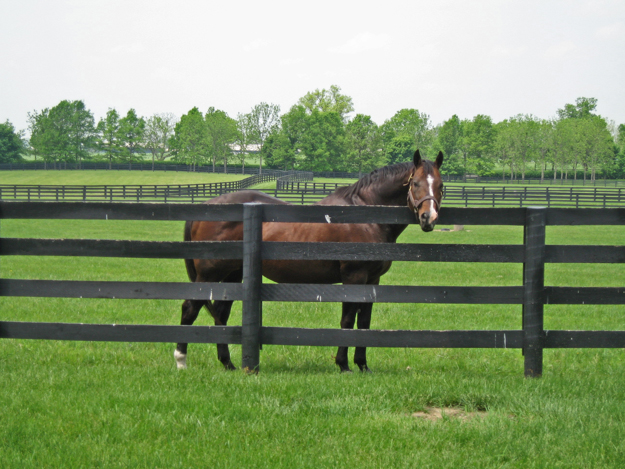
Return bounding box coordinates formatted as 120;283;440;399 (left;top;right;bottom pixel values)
1;173;624;467
0;170;246;186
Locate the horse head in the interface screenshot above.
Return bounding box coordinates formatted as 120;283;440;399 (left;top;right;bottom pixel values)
407;149;444;232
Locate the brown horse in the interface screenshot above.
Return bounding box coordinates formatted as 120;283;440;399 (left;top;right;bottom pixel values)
176;149;444;372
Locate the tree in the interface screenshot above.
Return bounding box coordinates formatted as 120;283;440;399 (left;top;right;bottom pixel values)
67;100;96;167
247;102;281;173
205;107;237;172
27;100;96;167
492;119;515;180
96;108;121;169
118;109;146;166
381;109;434;165
170;107;208;170
460;115;495;176
144;113;177;170
234;113;253;173
508;115;540;180
345;114;383;177
298;110;346;171
261;131;297;171
0;120;24;163
434;115;464;175
297;85;354;122
557;97;598;120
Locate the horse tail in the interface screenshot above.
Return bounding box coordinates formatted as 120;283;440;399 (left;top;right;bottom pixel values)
183;220;197;282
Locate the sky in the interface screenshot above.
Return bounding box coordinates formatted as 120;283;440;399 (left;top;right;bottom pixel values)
1;0;624;135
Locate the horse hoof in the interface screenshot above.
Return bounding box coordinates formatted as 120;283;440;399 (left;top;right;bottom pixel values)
358;364;372;373
223;362;237;371
340;368;353;374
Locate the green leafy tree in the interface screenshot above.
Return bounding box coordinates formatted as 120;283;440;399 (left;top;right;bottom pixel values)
247;102;281;173
118;109;146;166
205;107;237;172
298;110;346;171
67;100;96;167
297;85;354;122
557;97;598;120
96;108;121;169
434;115;464;175
493;119;515;180
170;107;208;170
261;131;297;170
0;120;25;163
460;115;495;176
144;113;177;170
381;109;434;165
234;112;254;173
345;114;383;177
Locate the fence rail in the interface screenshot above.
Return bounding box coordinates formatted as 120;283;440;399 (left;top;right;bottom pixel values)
1;201;624;376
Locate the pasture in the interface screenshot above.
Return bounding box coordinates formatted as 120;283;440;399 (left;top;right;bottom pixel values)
1;171;624;467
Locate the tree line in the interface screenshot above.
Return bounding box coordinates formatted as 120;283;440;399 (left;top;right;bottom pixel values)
1;88;624;180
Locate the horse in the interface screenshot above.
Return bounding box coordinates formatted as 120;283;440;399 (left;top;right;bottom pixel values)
176;149;444;372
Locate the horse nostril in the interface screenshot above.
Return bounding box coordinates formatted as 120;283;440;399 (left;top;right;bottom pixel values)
420;212;430;222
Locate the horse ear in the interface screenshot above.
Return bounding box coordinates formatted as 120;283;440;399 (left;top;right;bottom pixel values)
413;149;422;167
435;151;444;169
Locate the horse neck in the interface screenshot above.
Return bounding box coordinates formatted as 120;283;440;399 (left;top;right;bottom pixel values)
356;166;412;207
353;165;413;242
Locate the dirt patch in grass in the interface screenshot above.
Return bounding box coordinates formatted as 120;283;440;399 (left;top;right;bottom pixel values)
412;406;487;422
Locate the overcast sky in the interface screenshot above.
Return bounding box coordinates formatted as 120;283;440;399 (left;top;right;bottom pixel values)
1;0;624;134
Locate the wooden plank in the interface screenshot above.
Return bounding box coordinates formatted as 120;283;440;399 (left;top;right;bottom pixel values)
0;201;243;221
0;321;242;344
523;207;546;377
261;327;523;348
545;245;625;263
261;284;524;304
0;279;244;301
0;238;243;259
262;205;526;225
544;287;625;305
544;330;625;348
242;203;263;372
262;242;524;262
546;208;625;225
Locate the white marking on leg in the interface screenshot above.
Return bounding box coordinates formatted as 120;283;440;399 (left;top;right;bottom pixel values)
174;349;187;369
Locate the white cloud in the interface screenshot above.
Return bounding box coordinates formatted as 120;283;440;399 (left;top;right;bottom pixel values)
596;22;623;39
330;32;392;54
543;41;576;59
243;39;271;52
490;46;527;58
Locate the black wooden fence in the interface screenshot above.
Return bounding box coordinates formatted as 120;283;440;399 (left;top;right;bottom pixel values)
0;171;313;203
277;181;625;208
0;201;624;376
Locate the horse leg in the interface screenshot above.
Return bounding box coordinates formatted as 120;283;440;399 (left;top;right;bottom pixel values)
335;302;358;373
175;299;207;369
209;270;242;370
210;300;236;370
354;302;373;373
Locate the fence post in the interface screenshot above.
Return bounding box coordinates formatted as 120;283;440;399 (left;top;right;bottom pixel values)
242;203;263;373
523;206;546;378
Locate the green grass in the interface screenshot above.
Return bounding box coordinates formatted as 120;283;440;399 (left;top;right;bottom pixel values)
1;203;624;466
0;170;246;186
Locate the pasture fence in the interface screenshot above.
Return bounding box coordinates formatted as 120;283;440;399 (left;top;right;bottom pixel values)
0;171;313;203
2;179;624;208
0;201;623;376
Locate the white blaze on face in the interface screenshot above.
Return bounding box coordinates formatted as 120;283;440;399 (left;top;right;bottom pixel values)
426;175;438;221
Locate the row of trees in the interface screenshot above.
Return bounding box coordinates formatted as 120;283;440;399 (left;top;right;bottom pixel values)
2;91;624;180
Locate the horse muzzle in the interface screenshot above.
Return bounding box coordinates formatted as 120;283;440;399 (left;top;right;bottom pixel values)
408;192;440;232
